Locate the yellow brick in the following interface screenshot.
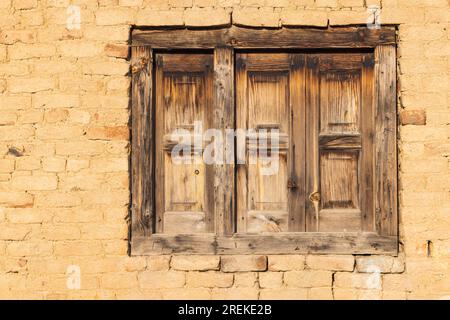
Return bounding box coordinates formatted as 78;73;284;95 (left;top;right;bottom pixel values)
308;287;333;300
15;156;41;170
171;255;220;271
7;241;53;257
96;8;136;26
54;241;103;256
80;224;127;240
329;10;371;25
101;272;138;289
0;96;31;110
58;41;102;58
259;272;283;288
383;274;412;291
0;191;34;207
0;159;15;173
12;175;57;191
184;8;230;26
281;10;328;27
18;110;43;124
90;158;128;172
338;0;364;7
306;255;355;271
36;125;84;140
146;256;171;271
186;271;233;288
42;157;66;172
169;0;193;7
42;225;81;240
136;9;184;26
84;25;130;41
14;0;37;10
284;270;332;288
138;271;186;289
82;61;130;76
56;141;105;156
334;272;382;289
233;8;280;27
233;272;258;287
221;255;267;272
119;0;143;6
211;288;259;299
66;159;90;172
19;9;44;26
5;208;52;223
356;256;395;273
0;0;11;8
0;44;7;61
161;288;210;299
315;0;338;7
35;192;82;208
85;126;129;140
268;255;305;271
0;225;32;240
0;30;36;45
104;43;129;59
8;78;55;93
68;109;91;124
103;240;128;255
260;288;308;300
33;93;80;109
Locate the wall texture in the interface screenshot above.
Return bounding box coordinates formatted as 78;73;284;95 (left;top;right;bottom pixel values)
0;0;449;299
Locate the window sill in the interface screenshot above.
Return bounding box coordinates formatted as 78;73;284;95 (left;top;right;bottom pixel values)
131;232;398;256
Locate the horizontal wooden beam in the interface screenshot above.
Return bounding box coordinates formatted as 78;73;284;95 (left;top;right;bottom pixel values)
131;232;398;255
132;26;396;49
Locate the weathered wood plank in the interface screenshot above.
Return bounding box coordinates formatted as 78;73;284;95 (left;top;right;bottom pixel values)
132;26;396;49
131;233;398;255
361;53;375;232
305;55;320;232
375;45;398;239
213;47;235;235
289;54;306;232
131;46;153;237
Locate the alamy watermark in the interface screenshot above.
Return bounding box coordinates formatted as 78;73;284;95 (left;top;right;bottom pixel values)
169;121;281;176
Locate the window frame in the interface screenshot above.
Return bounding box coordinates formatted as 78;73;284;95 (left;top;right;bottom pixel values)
130;26;398;256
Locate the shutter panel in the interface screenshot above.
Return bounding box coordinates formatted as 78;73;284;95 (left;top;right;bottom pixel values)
236;53;306;233
155;53;214;234
306;53;375;232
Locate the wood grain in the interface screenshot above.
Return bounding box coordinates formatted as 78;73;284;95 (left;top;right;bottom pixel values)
131;46;153;237
132;26;396;49
131;233;397;255
155;53;214;234
375;45;398;239
213;47;235;235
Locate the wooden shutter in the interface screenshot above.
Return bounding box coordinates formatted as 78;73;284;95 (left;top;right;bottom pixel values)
306;53;375;232
236;53;306;233
155;53;214;234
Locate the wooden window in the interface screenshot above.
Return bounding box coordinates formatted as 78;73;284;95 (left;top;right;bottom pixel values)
131;27;398;255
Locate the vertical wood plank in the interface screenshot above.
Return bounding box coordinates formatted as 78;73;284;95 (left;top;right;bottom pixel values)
155;54;164;234
361;53;375;232
305;55;320;232
375;45;398;238
214;47;235;235
131;46;153;237
289;54;306;232
235;53;248;234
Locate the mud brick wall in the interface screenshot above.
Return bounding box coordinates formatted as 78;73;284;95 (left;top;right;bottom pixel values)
0;0;449;299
